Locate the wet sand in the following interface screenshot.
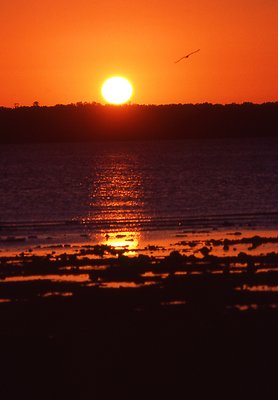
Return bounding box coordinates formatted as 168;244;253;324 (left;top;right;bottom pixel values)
1;231;278;399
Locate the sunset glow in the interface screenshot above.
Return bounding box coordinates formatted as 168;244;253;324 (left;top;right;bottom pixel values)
1;1;278;106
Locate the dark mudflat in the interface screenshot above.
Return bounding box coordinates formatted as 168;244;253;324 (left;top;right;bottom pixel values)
0;248;278;399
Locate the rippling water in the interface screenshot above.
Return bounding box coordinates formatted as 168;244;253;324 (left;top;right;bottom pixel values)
1;138;278;238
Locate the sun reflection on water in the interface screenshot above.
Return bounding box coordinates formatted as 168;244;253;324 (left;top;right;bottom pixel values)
102;231;140;250
85;149;149;247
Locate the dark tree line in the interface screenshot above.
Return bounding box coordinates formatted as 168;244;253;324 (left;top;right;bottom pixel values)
0;102;278;143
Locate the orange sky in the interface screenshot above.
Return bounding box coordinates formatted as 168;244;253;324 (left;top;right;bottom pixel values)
1;0;278;106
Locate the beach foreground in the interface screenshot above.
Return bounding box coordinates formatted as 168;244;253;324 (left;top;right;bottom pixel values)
1;231;278;399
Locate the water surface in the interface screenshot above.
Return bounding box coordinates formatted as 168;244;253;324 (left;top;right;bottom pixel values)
1;138;278;242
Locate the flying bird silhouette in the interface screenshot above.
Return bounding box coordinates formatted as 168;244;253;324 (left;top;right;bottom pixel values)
174;49;200;63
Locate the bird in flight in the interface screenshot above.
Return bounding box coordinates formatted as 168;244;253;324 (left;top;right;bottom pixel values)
174;49;200;63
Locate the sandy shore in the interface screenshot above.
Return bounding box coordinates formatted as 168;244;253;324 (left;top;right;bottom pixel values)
0;230;278;399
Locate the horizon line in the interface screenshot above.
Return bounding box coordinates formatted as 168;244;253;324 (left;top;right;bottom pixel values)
2;100;278;109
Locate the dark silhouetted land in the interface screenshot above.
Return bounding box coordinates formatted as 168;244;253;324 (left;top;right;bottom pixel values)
1;102;278;143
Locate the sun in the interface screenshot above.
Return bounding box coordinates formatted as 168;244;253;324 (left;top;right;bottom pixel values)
101;76;133;105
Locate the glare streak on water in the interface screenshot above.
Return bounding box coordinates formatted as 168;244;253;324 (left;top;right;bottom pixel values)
41;292;73;298
99;281;156;288
237;285;278;292
2;274;90;283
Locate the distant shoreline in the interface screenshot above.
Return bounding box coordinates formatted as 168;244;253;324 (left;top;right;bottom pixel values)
1;102;278;143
